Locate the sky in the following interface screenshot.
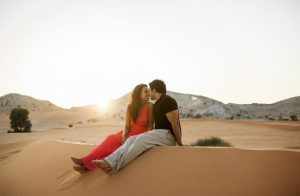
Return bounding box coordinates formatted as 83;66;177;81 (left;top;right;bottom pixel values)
1;0;300;109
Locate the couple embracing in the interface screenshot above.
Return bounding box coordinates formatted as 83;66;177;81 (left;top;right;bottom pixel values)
71;79;182;174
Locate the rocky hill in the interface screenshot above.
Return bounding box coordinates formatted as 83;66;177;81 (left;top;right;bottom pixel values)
106;91;300;120
226;96;300;120
0;93;106;131
0;93;62;113
0;92;299;131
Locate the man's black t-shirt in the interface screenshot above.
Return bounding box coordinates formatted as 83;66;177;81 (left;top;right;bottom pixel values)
154;94;179;133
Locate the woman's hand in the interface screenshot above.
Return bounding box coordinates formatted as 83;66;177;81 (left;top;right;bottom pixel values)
121;134;126;144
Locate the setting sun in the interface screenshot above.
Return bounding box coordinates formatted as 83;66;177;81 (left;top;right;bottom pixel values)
96;99;109;110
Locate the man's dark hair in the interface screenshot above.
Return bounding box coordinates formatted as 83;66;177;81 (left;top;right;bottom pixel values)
149;79;167;94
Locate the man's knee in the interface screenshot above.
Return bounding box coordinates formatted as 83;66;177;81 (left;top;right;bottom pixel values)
132;135;144;146
134;134;156;149
126;136;136;143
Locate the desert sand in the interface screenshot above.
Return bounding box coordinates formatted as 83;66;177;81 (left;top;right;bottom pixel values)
0;119;300;195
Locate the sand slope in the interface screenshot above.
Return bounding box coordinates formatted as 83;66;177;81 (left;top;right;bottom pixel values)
0;141;300;196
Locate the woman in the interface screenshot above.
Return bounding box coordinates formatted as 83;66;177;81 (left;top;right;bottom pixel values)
71;84;153;173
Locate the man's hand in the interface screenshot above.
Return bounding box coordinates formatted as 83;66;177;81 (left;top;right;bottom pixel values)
166;109;182;146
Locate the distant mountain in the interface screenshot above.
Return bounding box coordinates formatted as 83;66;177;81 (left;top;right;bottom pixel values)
167;91;229;118
0;93;106;131
173;92;300;120
105;91;300;120
0;93;62;112
226;96;300;120
0;92;299;131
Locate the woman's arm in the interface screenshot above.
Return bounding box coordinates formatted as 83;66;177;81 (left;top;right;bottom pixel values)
122;107;131;144
148;102;154;130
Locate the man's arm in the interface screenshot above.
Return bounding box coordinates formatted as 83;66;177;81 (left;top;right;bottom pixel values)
166;110;182;146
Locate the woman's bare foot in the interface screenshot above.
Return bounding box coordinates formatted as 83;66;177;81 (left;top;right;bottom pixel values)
92;160;112;173
71;157;83;166
73;165;87;174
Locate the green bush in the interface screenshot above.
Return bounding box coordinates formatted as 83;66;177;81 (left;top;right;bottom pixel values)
290;115;298;121
9;108;32;132
194;114;202;118
191;137;232;147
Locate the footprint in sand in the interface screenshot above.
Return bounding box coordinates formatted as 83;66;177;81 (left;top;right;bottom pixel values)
56;170;82;191
0;150;21;161
84;171;110;191
56;169;110;192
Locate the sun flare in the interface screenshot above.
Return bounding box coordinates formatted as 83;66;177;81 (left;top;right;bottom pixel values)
96;99;109;110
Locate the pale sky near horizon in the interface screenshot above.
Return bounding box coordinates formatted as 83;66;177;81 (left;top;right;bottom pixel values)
1;0;300;108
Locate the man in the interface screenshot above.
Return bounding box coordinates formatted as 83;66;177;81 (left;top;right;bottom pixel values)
93;79;182;173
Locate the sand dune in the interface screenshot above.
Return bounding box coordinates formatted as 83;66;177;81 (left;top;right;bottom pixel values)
0;140;299;196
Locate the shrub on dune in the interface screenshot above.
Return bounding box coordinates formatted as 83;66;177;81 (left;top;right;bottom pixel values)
191;137;232;147
290;115;298;121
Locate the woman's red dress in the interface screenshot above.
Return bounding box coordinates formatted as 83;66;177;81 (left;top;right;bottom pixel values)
81;103;150;170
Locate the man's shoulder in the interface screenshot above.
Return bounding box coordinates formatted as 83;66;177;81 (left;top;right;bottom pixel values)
164;94;176;101
162;94;177;104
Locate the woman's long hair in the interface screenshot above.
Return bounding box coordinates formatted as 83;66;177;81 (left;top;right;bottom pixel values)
128;84;148;122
